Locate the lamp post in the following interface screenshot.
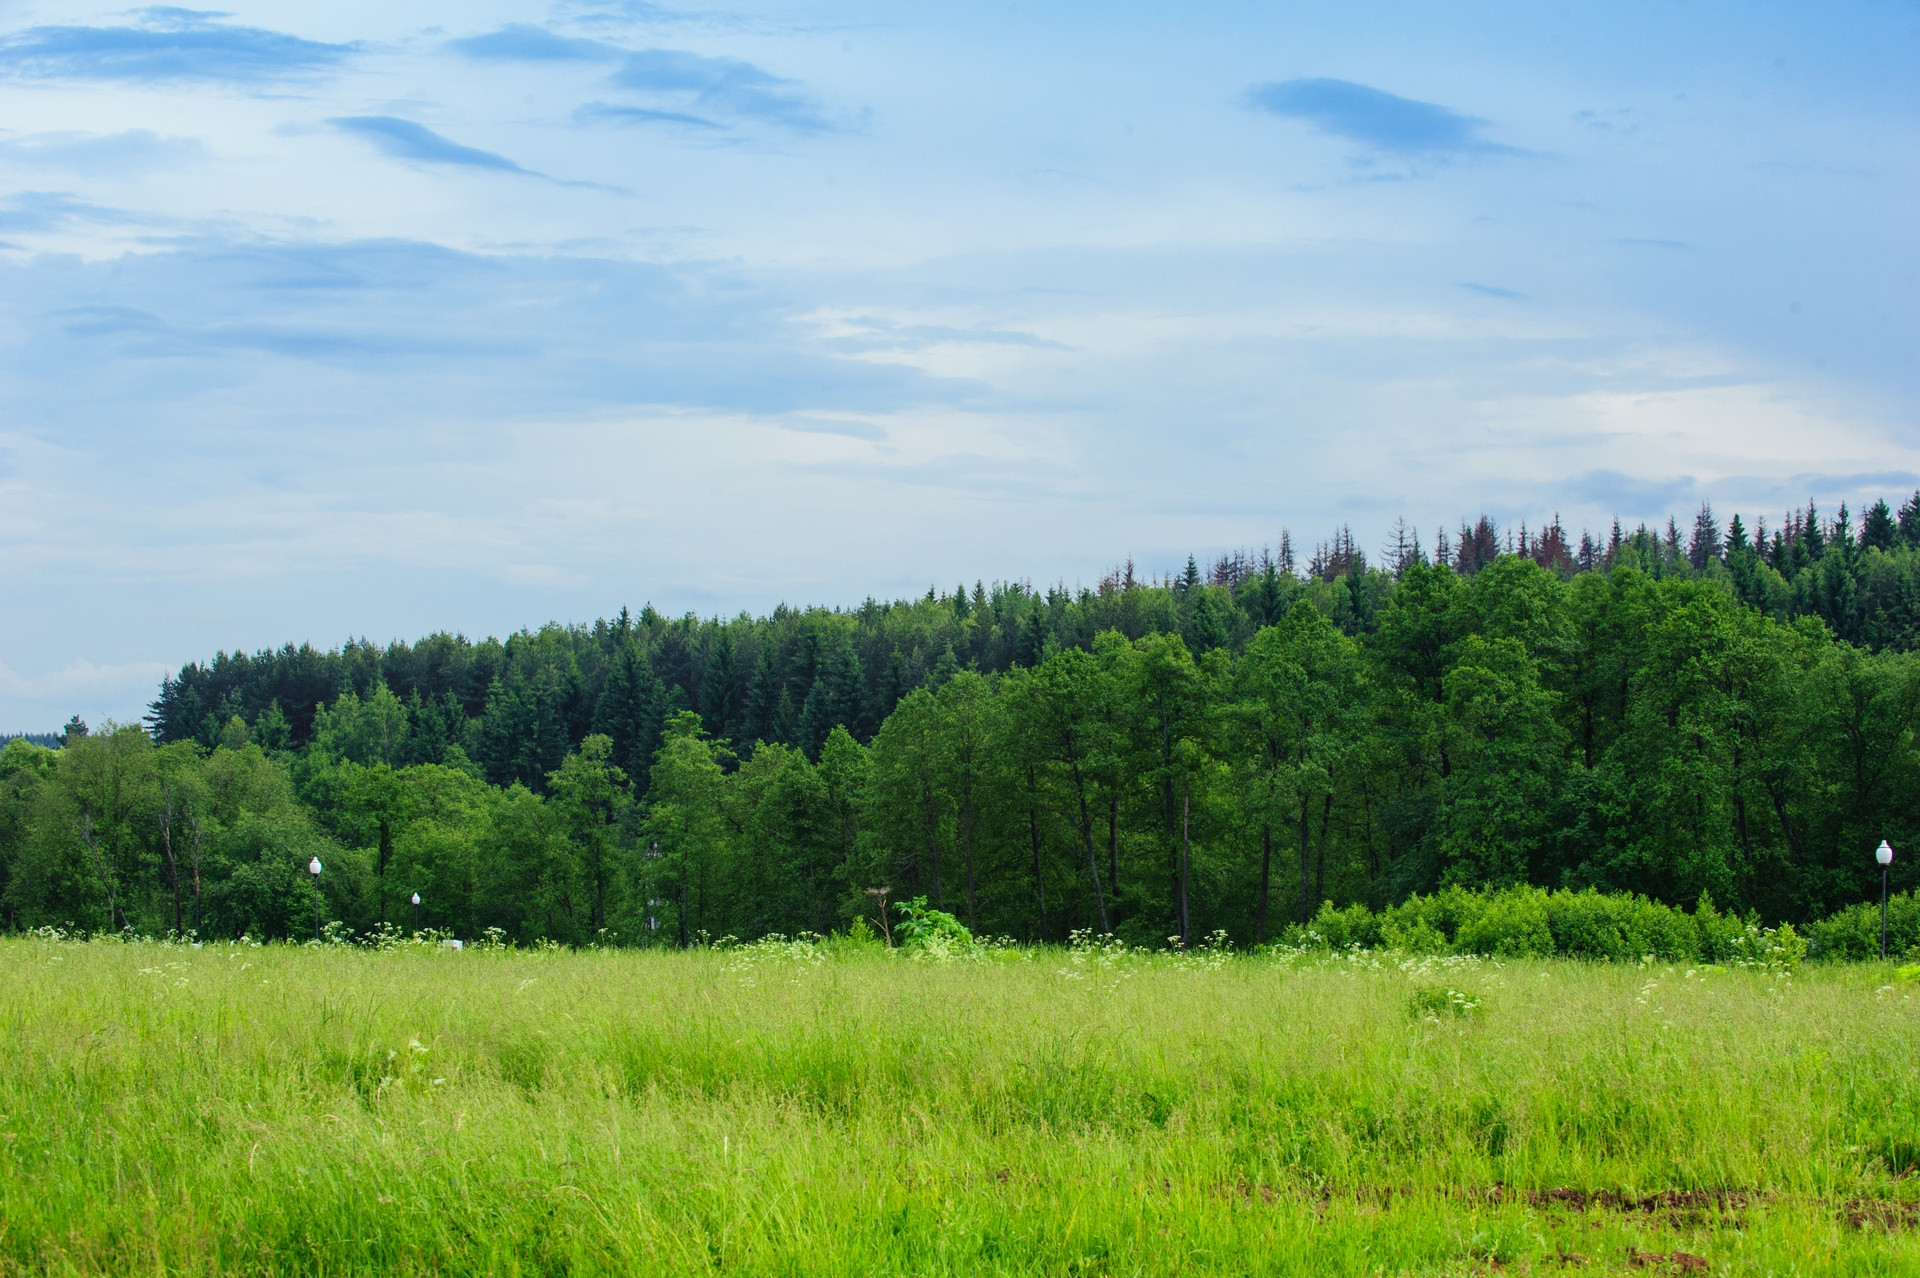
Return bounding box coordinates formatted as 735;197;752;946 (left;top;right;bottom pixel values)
308;856;323;942
1877;840;1895;959
411;892;420;934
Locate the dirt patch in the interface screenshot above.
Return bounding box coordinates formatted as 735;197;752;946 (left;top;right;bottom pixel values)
1843;1199;1920;1230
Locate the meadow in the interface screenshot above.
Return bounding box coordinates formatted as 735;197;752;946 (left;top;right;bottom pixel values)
3;935;1919;1276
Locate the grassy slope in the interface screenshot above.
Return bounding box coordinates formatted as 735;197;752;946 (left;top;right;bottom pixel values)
2;938;1917;1275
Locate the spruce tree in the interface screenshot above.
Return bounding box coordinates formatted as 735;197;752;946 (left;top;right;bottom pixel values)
1863;499;1897;552
1687;503;1722;570
1898;491;1920;547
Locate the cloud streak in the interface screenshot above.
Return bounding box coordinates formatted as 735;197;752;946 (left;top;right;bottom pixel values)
608;49;832;132
1247;78;1516;156
445;24;622;63
0;191;157;233
0;130;202;174
573;101;722;129
328;117;628;191
0;10;355;84
329;117;536;175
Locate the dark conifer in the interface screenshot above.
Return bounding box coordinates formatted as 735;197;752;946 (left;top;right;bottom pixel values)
1898;491;1920;547
1803;502;1825;558
1687;503;1722;570
1863;500;1897;552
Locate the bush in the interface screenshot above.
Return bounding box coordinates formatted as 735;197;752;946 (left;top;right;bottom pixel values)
1689;893;1747;963
1366;884;1474;949
894;897;975;951
1271;885;1880;964
1533;889;1699;961
1288;900;1382;950
1805;891;1920;960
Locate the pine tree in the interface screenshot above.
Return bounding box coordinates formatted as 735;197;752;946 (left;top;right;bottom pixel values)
1384;518;1414;576
1688;503;1722;571
1577;531;1599;572
799;634;864;758
593;642;667;782
1863;499;1897;552
698;628;737;740
1832;502;1856;558
1803;502;1826;559
1898;491;1920;548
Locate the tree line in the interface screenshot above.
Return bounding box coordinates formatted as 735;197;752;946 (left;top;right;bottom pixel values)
4;496;1920;945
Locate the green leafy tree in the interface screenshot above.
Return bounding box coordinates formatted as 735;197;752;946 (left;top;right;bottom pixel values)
645;711;733;946
547;735;631;937
1232;602;1365;938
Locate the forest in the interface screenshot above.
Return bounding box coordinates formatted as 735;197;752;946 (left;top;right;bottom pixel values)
6;497;1920;947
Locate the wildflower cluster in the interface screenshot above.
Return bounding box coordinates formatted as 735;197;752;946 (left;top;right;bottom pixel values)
722;932;830;984
1057;929;1136;990
1725;921;1808;973
1406;984;1479;1020
1163;929;1233;972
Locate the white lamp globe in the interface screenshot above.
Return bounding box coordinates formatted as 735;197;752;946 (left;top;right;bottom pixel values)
308;857;323;876
1877;840;1895;866
411;893;420;906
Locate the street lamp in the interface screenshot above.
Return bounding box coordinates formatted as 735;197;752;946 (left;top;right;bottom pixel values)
411;892;420;934
308;856;323;942
1877;840;1895;959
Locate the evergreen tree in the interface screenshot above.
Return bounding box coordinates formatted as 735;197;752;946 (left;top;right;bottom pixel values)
593;642;666;783
1898;491;1920;548
798;633;864;758
1687;503;1722;570
1863;499;1898;552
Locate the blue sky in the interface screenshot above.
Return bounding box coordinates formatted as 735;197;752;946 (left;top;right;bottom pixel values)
0;0;1915;729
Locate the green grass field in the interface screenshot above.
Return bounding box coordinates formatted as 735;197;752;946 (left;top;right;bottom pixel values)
4;936;1919;1276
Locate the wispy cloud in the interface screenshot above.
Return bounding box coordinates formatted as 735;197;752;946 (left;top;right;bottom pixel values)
1246;78;1516;157
445;24;622;62
0;9;355;84
1564;469;1698;517
562;1;702;28
329;117;535;175
572;100;721;129
0;655;172;706
1;237;946;414
608;48;831;132
0;191;154;233
1458;282;1526;301
822;315;1070;353
0;129;202;174
328;117;628;191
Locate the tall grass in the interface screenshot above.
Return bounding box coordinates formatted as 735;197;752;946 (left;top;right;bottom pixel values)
2;935;1917;1274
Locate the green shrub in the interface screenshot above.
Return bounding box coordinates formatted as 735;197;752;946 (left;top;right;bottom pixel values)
1532;889;1700;961
1454;887;1554;957
1290;900;1382;950
1380;884;1489;946
893;896;974;950
1690;892;1747;963
1274;885;1888;964
1805;891;1920;960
